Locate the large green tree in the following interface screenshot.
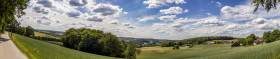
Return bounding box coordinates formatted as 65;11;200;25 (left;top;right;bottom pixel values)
0;0;29;33
25;26;34;37
125;42;141;59
263;31;271;43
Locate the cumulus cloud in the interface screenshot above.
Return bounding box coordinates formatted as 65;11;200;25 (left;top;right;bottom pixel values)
123;23;131;26
37;0;54;8
92;4;122;17
158;15;176;21
160;7;184;14
110;20;119;24
137;16;155;22
69;0;88;6
33;7;50;14
143;0;186;8
66;11;81;18
249;18;267;25
87;16;103;22
221;5;256;20
194;17;226;26
37;20;51;25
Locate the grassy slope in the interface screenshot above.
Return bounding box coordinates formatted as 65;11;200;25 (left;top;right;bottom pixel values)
34;32;59;39
9;32;118;59
138;41;280;59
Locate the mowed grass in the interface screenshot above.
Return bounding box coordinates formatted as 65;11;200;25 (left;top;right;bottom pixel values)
9;32;119;59
34;32;59;39
138;41;280;59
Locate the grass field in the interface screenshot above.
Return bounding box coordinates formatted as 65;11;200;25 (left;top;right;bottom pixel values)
9;32;119;59
138;41;280;59
34;32;59;39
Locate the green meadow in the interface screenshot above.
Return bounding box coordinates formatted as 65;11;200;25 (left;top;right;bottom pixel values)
138;42;280;59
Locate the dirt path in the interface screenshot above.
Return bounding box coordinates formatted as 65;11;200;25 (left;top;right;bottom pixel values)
0;32;28;59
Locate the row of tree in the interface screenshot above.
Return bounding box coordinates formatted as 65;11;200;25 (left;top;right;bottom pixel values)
161;41;183;47
32;36;61;42
6;21;35;37
61;28;141;59
180;36;234;45
263;29;280;43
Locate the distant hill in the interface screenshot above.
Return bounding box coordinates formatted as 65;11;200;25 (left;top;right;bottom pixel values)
35;29;65;38
118;37;177;47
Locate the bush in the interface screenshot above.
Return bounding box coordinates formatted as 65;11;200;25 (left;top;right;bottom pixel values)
173;45;180;50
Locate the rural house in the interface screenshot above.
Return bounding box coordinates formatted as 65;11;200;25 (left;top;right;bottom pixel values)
254;39;263;45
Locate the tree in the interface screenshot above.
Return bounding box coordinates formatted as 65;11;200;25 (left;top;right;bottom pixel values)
246;34;257;40
25;26;34;37
62;28;81;49
263;31;271;43
125;42;141;59
0;0;29;33
173;45;180;50
101;33;125;57
245;38;254;45
269;29;280;42
251;0;279;12
17;27;26;35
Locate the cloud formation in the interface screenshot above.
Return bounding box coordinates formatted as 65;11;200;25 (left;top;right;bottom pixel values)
143;0;186;8
160;7;184;14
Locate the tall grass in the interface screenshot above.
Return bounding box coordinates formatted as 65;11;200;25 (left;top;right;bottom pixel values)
9;32;119;59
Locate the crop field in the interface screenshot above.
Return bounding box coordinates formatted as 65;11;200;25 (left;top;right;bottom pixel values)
34;32;59;39
9;32;118;59
138;42;280;59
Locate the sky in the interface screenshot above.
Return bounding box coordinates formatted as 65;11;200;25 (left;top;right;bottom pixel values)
18;0;280;40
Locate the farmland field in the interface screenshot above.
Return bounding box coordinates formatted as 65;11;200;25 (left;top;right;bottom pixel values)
9;32;119;59
138;42;280;59
34;32;59;39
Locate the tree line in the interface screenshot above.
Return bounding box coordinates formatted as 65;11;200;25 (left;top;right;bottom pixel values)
180;36;234;45
263;29;280;43
62;28;141;59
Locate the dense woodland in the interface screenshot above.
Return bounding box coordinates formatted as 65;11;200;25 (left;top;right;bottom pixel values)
62;28;141;59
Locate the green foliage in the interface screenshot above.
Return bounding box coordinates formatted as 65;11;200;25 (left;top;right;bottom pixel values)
246;34;257;40
100;33;125;57
161;41;176;47
9;32;118;59
238;34;256;46
252;0;279;12
263;29;280;43
0;0;29;32
263;31;271;43
17;27;26;35
62;28;139;58
173;45;180;50
125;42;141;59
180;36;234;45
25;26;34;37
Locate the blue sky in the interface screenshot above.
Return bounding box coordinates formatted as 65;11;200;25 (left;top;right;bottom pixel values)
18;0;280;40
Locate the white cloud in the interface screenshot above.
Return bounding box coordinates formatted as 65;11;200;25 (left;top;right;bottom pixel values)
221;6;257;20
137;16;155;22
216;2;222;7
158;15;176;21
143;0;186;8
160;7;184;14
123;12;128;14
92;3;123;17
194;17;226;27
110;20;119;24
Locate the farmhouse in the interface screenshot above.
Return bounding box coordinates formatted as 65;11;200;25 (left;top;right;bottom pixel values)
254;39;263;45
